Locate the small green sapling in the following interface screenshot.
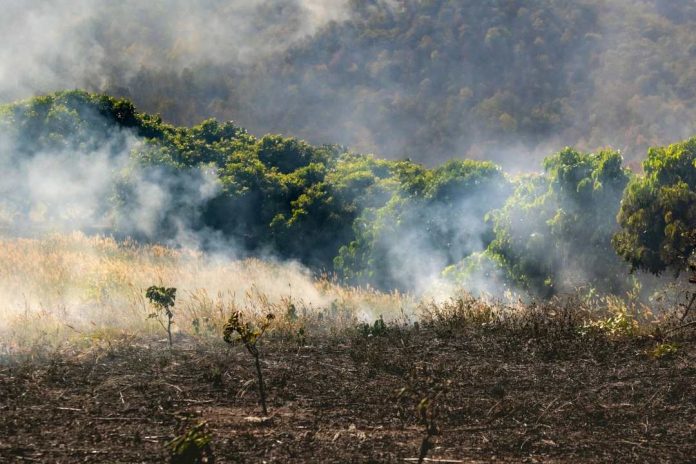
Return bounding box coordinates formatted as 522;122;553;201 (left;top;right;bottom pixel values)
223;311;275;416
146;286;177;348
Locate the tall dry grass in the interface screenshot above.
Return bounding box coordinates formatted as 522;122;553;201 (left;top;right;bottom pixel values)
0;232;681;356
0;232;413;353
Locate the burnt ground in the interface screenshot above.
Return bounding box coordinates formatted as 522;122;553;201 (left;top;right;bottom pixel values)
0;318;695;463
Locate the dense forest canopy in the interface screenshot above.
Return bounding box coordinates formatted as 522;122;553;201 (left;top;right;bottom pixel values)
2;1;696;167
0;90;693;298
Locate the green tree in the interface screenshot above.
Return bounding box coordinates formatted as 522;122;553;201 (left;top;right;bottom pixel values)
488;148;631;296
145;286;177;349
336;160;509;291
613;138;696;277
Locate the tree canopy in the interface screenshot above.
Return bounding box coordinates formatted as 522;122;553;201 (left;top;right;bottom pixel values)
487;148;632;296
0;90;693;298
613;138;696;277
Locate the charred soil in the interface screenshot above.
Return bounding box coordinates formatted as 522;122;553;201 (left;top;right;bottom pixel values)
1;320;694;463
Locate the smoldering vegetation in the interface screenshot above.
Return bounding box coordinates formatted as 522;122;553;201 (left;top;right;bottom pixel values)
0;90;693;304
0;233;411;354
2;1;696;168
0;4;693;462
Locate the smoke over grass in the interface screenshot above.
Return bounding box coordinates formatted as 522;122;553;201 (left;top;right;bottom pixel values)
0;92;420;353
0;2;692;351
0;233;411;354
0;89;684;314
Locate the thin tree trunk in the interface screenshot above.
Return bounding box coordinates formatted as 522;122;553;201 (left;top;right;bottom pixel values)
254;353;268;416
167;315;173;349
681;292;696;322
418;422;435;464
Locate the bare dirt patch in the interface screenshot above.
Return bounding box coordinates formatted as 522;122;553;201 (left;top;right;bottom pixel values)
1;324;694;463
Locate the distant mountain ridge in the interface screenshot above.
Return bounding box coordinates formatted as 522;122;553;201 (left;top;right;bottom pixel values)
83;0;696;167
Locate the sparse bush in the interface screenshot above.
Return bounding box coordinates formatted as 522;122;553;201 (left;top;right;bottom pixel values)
191;316;217;337
168;422;214;464
357;316;388;337
295;326;307;347
146;286;177;348
223;311;275;416
285;302;298;321
650;342;679;359
396;368;450;464
419;295;498;332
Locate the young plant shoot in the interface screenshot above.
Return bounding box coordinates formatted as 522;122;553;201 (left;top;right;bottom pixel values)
223;311;275;416
146;286;177;349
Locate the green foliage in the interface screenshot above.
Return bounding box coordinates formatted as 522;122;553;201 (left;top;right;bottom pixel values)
146;286;177;312
488;148;631;296
146;286;177;348
613;138;696;277
357;316;388;338
336;160;510;290
168;422;214;464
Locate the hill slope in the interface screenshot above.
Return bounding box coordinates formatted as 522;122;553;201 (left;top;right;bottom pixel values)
3;1;696;166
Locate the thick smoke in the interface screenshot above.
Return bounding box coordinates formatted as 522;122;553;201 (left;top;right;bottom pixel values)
358;194;507;296
0;120;220;246
3;1;696;168
0;0;348;100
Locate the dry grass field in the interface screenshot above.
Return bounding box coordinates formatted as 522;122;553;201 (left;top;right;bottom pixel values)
0;234;694;463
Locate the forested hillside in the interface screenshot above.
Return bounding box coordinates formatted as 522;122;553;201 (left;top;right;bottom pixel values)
1;90;693;297
4;1;696;166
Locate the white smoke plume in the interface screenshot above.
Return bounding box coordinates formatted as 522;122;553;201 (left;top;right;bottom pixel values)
0;0;349;101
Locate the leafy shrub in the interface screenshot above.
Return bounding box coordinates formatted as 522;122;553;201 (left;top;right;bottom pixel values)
614;138;696;277
168;422;214;464
582;308;638;337
650;342;679;359
357;316;388;337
